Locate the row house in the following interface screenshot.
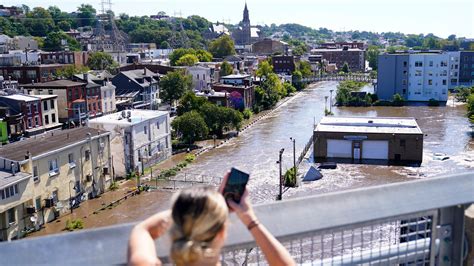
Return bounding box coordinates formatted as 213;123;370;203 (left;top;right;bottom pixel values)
112;68;160;111
212;74;255;110
0;64;72;84
22;80;88;126
0;107;23;143
39;51;89;68
73;73;116;115
186;65;211;92
0;127;112;241
0;94;61;139
89;110;171;178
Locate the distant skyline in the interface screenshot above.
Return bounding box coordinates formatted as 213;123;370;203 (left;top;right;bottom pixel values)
4;0;474;38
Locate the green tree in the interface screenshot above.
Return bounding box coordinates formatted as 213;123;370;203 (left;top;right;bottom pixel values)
88;52;115;70
176;54;199;66
43;31;81;51
56;65;89;78
292;70;305;91
171;111;209;144
208;35;236;58
195;49;213;62
177;91;207;116
298;61;312;78
392;93;405;106
25;7;54;36
467;94;474;118
283;82;297;96
341;62;350;73
199;103;242;136
256;60;274;79
159;70;193;105
77;4;97;27
367;45;380;70
219;61;234;76
169;48;195;66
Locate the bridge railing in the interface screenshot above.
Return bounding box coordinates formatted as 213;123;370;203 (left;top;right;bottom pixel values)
0;172;472;265
301;74;375;83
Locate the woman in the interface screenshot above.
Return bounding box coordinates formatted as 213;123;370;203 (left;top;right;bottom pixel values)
128;174;295;266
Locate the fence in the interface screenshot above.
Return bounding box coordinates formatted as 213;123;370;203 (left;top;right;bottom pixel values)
297;136;313;166
153;172;223;190
302;74;374;83
0;172;472;265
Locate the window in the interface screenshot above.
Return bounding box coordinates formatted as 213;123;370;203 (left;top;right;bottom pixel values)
35;197;41;211
402;79;407;85
85;150;91;161
400;140;406;147
48;158;59;176
440;61;448;67
51;114;56;123
1;184;19;201
415;70;422;76
35;116;39;127
43;101;48;111
48;90;53;95
428;71;433;76
415;61;423;67
68;153;76;168
27;104;32;114
50;100;54;109
33;166;39;182
7;208;15;224
428;79;433;85
402;89;407;94
156;121;160;129
144;125;147;134
44;115;49;125
27;118;32;129
68;90;72;99
429;61;433;67
403;61;407;67
442;80;447;85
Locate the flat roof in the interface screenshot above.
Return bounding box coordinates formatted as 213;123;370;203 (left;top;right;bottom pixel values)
315;117;422;135
0;127;109;162
89;110;168;126
221;74;251;79
311;48;364;52
31;94;57;100
0;171;31;189
1;94;39;102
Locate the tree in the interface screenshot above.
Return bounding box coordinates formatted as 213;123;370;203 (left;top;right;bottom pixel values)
219;61;233;77
77;4;97;27
298;61;312;78
25;7;54;36
177;91;207;116
367;45;380;70
256;60;274;79
171;111;209;144
392;93;405;106
467;94;474;119
208;35;236;58
341;62;350;73
56;65;90;78
199;103;242;136
292;70;305;91
176;54;199;66
43;31;81;51
159;70;193;105
195;49;212;62
88;52;115;70
283;82;297;96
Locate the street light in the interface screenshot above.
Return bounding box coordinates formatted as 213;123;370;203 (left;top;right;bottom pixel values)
276;148;285;201
290;137;296;176
324;96;328;114
329;89;334;113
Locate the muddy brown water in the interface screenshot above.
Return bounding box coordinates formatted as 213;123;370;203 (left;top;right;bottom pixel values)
29;81;474;237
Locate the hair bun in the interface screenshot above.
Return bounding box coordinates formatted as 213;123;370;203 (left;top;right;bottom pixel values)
171;238;206;265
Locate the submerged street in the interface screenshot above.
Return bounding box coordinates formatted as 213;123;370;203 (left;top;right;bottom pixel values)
29;81;474;236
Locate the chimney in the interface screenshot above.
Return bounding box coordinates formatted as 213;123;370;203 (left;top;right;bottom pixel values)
25;151;30;160
143;68;147;76
83;73;88;81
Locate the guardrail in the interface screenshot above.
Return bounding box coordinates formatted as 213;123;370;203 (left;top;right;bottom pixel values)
301;74;375;83
0;172;472;265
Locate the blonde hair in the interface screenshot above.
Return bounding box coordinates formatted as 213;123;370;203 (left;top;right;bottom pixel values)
170;186;228;265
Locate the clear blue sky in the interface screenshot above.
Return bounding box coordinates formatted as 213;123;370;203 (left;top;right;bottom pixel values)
5;0;474;38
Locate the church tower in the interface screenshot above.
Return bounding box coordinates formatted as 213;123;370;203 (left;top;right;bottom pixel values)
241;2;251;45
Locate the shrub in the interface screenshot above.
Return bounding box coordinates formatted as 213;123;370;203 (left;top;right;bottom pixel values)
176;162;188;169
242;109;253;120
65;219;84;231
109;181;119;191
161;168;178;178
126;171;138;180
284;167;297;187
392;93;405;106
428;98;440;106
185;154;196;163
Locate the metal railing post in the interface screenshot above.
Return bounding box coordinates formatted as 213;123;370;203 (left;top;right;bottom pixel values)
436;206;467;265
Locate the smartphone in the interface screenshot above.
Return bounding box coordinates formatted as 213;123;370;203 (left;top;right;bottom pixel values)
222;167;249;204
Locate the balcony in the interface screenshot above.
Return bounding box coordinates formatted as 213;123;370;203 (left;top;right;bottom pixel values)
0;172;473;264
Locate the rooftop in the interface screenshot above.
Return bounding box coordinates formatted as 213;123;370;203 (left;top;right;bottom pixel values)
21;79;86;88
0;170;31;190
1;94;39;102
0;127;109;162
220;74;251;79
31;94;57;100
89;109;169;126
311;48;364;52
315;116;423;135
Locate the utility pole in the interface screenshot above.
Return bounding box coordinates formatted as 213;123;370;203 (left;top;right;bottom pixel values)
324;96;328;114
276;148;284;201
329;89;334;113
290;137;296;174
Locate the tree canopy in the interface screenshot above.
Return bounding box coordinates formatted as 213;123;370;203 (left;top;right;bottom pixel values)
159;70;193;105
171;111;209;144
208;35;236;58
176;54;199;66
219;61;234;77
43;31;81;51
87;52;116;71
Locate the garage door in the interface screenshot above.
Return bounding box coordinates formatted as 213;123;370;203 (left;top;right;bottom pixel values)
362;140;389;160
327;139;352;158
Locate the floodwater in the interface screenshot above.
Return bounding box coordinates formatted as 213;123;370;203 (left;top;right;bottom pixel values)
29;81;474;236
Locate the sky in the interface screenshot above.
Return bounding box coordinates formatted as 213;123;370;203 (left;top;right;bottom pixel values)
4;0;474;38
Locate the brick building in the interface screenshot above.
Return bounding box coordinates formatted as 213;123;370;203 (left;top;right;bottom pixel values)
311;48;366;72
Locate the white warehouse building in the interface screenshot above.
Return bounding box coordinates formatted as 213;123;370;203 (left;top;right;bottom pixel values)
89;110;171;178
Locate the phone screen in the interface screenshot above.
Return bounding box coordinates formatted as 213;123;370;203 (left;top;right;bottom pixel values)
223;168;249;204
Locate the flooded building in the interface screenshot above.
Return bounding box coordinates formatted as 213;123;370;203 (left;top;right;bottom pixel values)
313;117;423;165
88;110;171;178
0;127;111;241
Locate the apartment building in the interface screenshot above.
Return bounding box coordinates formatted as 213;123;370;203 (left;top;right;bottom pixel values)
272;55;296;75
311;47;366;72
377;52;462;102
212;74;255;110
459;51;474;86
34;95;61;131
89;110;171;178
112;68;160;111
0;127;111;241
186;65;211;92
0;94;44;137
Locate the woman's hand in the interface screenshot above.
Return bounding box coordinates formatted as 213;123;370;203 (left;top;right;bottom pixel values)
227;190;257;226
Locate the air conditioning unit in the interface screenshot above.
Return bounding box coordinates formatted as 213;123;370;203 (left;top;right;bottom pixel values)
86;174;92;182
26;206;36;214
103;167;109;175
44;198;54;208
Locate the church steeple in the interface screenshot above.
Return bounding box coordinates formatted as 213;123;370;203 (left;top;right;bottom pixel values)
243;2;250;23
